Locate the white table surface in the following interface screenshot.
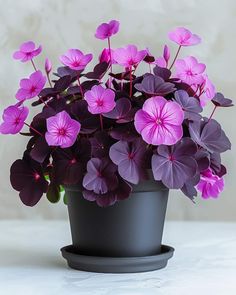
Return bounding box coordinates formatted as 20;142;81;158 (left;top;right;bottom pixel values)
0;220;235;295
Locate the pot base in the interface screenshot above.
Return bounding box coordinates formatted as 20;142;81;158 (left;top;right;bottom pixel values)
61;244;174;273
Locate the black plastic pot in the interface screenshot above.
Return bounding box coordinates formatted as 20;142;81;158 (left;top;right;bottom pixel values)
61;178;174;273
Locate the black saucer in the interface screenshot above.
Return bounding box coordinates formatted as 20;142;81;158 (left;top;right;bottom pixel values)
61;245;174;273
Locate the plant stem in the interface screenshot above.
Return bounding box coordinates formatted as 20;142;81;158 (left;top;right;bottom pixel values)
108;37;113;74
129;66;133;98
208;105;217;121
46;73;53;88
99;114;104;131
24;122;43;136
31;59;37;71
149;63;152;74
169;45;181;70
77;76;84;98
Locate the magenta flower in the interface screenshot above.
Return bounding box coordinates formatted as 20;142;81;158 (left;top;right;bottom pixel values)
60;49;93;71
45;58;52;74
197;168;224;199
84;85;116;114
45;111;81;148
155;45;170;68
175;56;206;85
95;20;120;40
113;45;147;68
199;74;216;107
13;41;42;62
99;48;115;64
15;70;46;101
0;105;29;134
134;96;184;145
168;27;201;46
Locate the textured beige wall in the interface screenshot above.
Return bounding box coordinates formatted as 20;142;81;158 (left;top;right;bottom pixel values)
0;0;235;220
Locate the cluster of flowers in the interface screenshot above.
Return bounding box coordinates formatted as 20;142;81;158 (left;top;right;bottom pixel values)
0;20;232;207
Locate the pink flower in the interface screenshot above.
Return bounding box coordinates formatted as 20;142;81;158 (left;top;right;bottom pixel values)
155;45;170;68
113;45;147;68
199;74;216;107
134;96;184;145
13;41;42;62
99;48;116;64
0;105;29;134
60;49;93;71
197;168;224;199
95;20;120;40
45;111;81;148
45;58;52;74
15;71;46;101
175;56;206;85
168;27;201;46
84;85;116;114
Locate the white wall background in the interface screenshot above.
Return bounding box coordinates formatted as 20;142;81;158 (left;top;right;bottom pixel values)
0;0;235;220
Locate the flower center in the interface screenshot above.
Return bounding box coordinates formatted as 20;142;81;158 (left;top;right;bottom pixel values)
70;158;77;164
128;152;135;159
72;61;80;67
186;70;193;76
96;99;104;107
168;154;175;161
34;173;40;181
156;118;162;125
58;128;67;136
30;85;37;94
14;117;21;125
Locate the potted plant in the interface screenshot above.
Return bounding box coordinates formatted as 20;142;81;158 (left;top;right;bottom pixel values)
0;20;232;273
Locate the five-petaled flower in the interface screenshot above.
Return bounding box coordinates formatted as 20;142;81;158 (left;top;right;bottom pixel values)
95;20;120;40
168;27;201;46
113;45;147;68
0;104;29;135
99;48;116;64
134;96;184;145
175;56;206;85
13;41;42;62
45;111;81;148
15;70;46;101
84;85;116;114
59;49;93;71
197;168;224;199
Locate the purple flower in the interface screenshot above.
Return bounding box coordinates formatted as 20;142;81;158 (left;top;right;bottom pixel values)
168;27;201;46
175;56;206;85
15;70;46;101
109;138;147;184
134;96;184;145
95;20;120;40
0;105;29;134
155;45;170;68
83;158;118;194
197;168;224;199
60;49;93;70
13;41;42;62
84;85;116;114
45;111;81;148
199;74;216;106
113;45;147;67
45;58;52;74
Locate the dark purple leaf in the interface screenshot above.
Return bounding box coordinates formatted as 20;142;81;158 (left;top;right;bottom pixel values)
109;123;139;142
152;138;198;189
56;66;80;79
84;62;109;80
195;150;210;172
212;92;233;107
181;174;200;201
153;66;171;81
174;90;203;121
90;131;112;158
103;98;135;123
83;158;118;194
54;75;71;92
10;156;48;206
67;86;81;95
52;139;91;185
109;138;148;184
83;190;117;207
134;74;176;96
189;119;231;153
209;152;227;177
144;55;155;63
30;136;51;163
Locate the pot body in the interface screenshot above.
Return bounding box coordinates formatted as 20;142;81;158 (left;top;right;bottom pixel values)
66;179;169;257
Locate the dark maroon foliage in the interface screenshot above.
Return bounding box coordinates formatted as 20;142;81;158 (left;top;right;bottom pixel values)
212;92;233;107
